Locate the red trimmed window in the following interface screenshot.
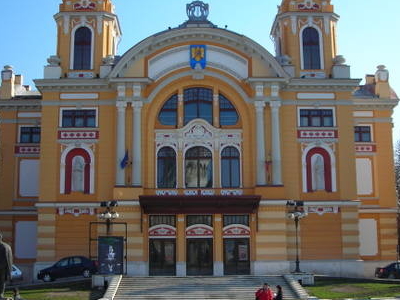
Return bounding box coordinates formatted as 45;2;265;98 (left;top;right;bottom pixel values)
306;147;332;192
64;148;91;194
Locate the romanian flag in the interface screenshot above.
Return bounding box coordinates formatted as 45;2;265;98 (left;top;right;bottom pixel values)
120;150;129;169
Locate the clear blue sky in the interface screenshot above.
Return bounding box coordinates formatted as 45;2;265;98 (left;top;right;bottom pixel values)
1;0;399;142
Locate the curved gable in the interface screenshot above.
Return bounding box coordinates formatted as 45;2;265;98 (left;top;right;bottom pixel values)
110;27;288;80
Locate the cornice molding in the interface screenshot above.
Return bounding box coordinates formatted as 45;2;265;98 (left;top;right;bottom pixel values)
34;78;112;92
271;11;340;35
352;98;398;110
0;100;41;110
285;78;361;92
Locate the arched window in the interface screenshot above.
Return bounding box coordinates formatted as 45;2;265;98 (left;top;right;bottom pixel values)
185;147;212;188
65;148;91;194
157;147;176;188
219;94;238;126
302;27;321;70
73;27;92;70
158;94;178;126
184;88;213;125
221;147;240;188
306;147;332;192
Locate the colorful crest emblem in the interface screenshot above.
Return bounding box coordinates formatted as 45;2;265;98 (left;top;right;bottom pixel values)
190;45;207;69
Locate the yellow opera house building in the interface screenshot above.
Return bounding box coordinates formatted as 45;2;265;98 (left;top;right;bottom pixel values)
0;0;398;278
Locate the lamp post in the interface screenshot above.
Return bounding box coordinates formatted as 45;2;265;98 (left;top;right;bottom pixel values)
286;200;308;273
98;201;119;235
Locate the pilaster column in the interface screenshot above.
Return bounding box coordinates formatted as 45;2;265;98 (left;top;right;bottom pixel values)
213;93;220;127
132;101;143;186
255;101;266;185
178;93;184;127
213;214;223;276
176;214;186;276
270;100;282;185
115;101;127;185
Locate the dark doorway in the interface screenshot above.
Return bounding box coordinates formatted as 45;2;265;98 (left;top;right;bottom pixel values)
187;238;213;275
224;238;250;275
149;239;176;276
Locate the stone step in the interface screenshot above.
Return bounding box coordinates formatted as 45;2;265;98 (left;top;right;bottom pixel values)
113;276;302;300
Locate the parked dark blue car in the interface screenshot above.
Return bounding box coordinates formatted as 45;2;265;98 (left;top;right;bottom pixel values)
37;256;98;282
375;262;400;279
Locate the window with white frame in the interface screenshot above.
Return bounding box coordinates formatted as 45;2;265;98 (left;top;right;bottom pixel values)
221;146;240;188
299;109;334;127
19;126;40;143
302;27;322;70
185;146;213;188
73;27;92;70
61;109;96;128
157;147;176;188
354;126;372;142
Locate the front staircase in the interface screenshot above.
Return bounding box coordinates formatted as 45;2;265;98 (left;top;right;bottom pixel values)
112;275;304;300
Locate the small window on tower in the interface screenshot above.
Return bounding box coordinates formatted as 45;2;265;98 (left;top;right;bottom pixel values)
73;27;92;70
302;27;321;70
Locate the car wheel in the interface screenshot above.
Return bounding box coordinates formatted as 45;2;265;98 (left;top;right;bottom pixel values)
43;274;53;282
388;273;396;279
82;269;91;278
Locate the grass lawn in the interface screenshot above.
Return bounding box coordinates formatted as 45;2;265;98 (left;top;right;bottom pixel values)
4;281;104;300
305;277;400;299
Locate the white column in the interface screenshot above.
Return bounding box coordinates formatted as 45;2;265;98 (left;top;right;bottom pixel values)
115;101;127;186
255;101;266;185
270;100;282;185
132;101;143;186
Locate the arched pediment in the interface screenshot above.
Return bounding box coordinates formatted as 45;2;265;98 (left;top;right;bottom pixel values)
110;27;289;80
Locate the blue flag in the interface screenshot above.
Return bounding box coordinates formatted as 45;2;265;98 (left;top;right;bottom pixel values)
120;150;129;169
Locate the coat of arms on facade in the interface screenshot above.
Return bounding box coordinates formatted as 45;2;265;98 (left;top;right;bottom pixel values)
190;45;207;69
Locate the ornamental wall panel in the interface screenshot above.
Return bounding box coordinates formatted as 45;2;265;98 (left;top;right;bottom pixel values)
15;221;37;259
148;225;176;238
359;219;378;256
356;158;373;195
19;159;40;197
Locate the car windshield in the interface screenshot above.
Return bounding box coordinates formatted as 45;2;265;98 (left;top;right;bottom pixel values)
56;259;69;267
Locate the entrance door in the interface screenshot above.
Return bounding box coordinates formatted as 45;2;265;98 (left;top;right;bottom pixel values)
149;239;176;276
224;238;250;275
187;238;213;275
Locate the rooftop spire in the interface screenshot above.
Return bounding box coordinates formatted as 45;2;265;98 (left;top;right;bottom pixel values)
180;1;214;28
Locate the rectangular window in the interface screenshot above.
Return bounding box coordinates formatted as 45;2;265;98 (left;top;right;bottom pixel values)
186;215;212;227
299;109;333;127
223;215;249;227
20;127;40;143
354;126;371;142
62;109;96;128
149;215;176;227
